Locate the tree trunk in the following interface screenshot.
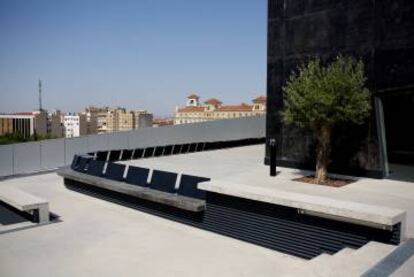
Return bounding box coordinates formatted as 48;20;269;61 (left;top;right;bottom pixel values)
315;125;332;184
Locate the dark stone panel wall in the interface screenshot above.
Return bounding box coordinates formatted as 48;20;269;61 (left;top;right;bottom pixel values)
375;0;414;92
266;0;414;177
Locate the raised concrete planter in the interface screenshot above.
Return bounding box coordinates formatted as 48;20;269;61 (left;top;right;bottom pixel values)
199;180;407;237
57;167;206;212
0;186;49;224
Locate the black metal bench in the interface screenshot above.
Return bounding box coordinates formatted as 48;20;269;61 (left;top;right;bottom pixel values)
132;148;144;159
108;150;121;161
120;149;133;160
86;160;105;177
125;166;150;187
177;174;210;200
104;163;126;181
96;151;109;161
58;167;206;212
59;156;210;212
149;170;177;193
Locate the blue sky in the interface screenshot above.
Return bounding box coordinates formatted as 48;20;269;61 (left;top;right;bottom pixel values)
0;0;267;116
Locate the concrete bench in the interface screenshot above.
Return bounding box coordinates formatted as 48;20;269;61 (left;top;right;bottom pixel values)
57;167;206;212
199;180;407;239
0;186;49;224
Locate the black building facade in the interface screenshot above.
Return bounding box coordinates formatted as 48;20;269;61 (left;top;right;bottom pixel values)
266;0;414;178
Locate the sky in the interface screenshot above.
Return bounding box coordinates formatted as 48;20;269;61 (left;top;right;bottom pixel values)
0;0;267;116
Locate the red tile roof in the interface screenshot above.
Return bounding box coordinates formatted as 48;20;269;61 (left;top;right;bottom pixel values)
252;96;267;103
153;118;174;126
14;112;34;115
187;94;200;99
216;104;253;112
177;106;206;113
204;98;222;105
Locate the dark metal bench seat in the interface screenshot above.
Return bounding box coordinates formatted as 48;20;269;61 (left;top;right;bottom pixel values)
57;167;206;212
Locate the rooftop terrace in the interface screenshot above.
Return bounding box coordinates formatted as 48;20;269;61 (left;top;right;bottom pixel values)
1;145;414;276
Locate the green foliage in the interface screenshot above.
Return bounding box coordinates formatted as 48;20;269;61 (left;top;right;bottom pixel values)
282;55;370;129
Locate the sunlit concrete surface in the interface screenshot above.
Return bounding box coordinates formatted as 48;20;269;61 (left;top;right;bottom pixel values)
1;145;414;276
122;145;414;238
0;171;309;277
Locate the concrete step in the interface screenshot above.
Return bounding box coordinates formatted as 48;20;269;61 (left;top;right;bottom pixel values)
309;242;396;277
310;248;356;276
308;248;355;267
333;247;356;259
308;253;332;266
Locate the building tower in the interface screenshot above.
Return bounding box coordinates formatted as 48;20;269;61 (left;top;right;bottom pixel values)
186;94;200;107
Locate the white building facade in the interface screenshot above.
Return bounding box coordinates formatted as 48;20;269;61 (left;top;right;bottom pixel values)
63;114;84;138
174;94;266;125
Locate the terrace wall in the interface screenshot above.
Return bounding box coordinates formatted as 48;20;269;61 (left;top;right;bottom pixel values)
0;116;265;178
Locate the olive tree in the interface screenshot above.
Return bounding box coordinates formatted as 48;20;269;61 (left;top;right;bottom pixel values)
282;56;370;183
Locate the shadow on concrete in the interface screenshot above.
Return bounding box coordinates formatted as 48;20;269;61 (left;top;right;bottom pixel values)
387;164;414;183
0;202;29;225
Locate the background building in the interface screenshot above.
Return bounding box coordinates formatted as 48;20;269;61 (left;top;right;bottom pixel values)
133;110;153;129
0;110;49;138
30;110;48;136
47;110;64;138
0;114;34;138
106;108;134;133
63;113;86;138
84;106;109;134
153;117;174;127
174;94;266;125
266;0;414;177
85;107;154;133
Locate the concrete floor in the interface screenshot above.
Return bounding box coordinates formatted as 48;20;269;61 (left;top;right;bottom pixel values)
1;145;413;276
122;145;414;238
0;171;310;277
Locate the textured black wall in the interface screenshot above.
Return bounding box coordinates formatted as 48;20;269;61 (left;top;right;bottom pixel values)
266;0;414;177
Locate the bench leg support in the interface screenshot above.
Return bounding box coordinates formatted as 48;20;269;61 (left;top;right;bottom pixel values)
34;204;50;224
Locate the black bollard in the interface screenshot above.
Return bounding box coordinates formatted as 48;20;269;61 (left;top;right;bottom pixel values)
269;138;277;176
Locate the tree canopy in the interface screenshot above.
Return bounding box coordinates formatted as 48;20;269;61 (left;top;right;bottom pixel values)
282;56;370;129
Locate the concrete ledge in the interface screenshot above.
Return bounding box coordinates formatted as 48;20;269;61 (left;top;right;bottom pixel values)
0;186;49;224
57;168;205;212
199;180;406;233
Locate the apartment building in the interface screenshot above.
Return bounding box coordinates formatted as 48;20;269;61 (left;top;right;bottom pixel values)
63;113;87;138
106;108;134;132
174;94;266;125
133;110;153;128
82;107;154;133
84;106;108;134
47;110;64;138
